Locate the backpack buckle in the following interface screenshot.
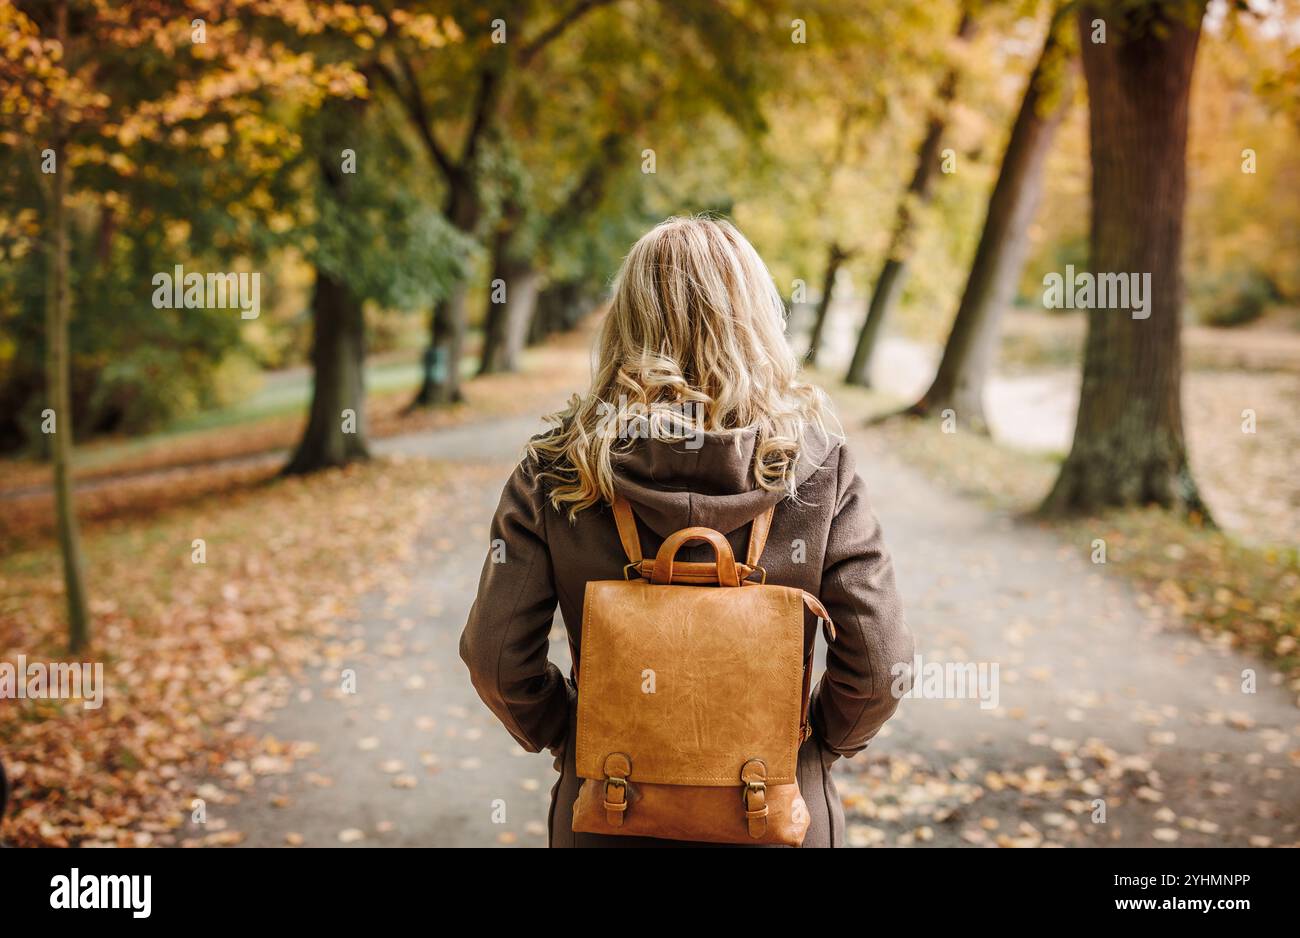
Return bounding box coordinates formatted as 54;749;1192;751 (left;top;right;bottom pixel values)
740;759;769;839
603;753;632;827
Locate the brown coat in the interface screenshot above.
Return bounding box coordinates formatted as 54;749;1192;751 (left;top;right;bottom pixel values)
460;426;913;847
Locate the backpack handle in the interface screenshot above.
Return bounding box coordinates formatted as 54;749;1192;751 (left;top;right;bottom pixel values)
650;527;740;587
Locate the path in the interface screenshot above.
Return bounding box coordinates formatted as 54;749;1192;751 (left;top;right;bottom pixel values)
214;407;1299;848
836;431;1298;847
215;407;571;848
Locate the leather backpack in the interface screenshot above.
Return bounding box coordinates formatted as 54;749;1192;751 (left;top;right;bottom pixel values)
571;495;836;846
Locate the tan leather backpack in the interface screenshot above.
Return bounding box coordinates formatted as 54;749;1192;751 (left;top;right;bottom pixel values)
571;495;835;846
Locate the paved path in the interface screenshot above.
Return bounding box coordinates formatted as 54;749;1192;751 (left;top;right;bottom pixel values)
216;407;1299;848
837;432;1298;847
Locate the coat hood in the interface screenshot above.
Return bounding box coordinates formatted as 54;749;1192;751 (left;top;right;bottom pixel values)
611;424;839;538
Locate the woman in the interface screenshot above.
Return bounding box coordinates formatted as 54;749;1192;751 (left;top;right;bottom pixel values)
460;216;912;847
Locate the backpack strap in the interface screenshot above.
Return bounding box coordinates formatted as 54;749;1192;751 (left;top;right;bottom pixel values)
611;494;774;576
611;495;643;565
745;503;773;568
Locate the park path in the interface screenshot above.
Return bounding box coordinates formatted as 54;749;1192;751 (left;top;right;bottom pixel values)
215;401;1299;848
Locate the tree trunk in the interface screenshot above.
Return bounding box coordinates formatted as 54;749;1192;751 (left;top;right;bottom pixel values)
480;228;542;375
909;12;1076;431
529;281;570;345
412;181;478;407
846;12;976;387
804;243;848;366
500;264;542;370
479;239;510;376
1041;3;1208;516
529;278;592;345
284;268;370;475
46;1;91;653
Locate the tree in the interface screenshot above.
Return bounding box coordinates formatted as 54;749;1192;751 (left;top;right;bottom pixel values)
804;242;853;365
284;111;371;475
479;203;542;374
373;2;618;406
0;2;374;456
905;7;1076;429
280;90;465;474
41;1;91;652
1042;1;1209;516
845;10;977;387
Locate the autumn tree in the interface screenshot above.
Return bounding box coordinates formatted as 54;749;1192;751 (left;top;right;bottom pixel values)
369;2;620;406
283;96;463;474
1042;1;1209;515
0;1;372;641
34;3;91;651
845;9;977;387
905;6;1076;429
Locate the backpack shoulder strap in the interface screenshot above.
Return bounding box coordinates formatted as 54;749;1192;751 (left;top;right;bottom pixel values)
611;494;643;564
612;494;774;568
745;503;774;567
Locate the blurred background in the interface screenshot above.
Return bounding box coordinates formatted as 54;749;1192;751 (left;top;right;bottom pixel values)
0;0;1296;848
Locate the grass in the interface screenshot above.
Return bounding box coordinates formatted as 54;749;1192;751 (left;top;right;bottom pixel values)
22;343;485;481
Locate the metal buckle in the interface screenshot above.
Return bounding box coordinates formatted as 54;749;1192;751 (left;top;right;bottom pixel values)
750;566;767;585
743;780;766;801
622;562;642;580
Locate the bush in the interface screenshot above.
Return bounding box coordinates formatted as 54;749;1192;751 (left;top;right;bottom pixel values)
1193;267;1277;328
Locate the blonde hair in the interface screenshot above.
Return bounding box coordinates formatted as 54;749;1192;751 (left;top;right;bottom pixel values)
530;216;836;519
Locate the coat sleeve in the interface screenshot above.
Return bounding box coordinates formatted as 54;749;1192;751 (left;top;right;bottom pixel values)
811;444;914;758
459;458;572;754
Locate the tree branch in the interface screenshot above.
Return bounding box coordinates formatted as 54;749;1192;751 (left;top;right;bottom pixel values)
459;64;502;167
375;52;457;180
518;0;620;66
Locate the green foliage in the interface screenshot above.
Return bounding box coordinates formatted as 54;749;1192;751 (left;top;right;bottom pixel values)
1192;266;1277;327
308;148;468;313
2;0;1296;452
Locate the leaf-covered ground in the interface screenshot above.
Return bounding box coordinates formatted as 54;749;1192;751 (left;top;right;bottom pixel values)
3;326;1295;848
0;456;453;846
831;416;1299;848
0;334;587;847
821;386;1299;848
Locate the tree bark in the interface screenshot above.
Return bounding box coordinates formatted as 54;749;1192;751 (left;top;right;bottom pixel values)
846;12;976;387
1041;3;1208;516
909;12;1076;431
480;223;543;375
804;242;848;366
529;278;595;345
46;0;91;653
284;268;370;475
411;180;478;406
500;263;542;370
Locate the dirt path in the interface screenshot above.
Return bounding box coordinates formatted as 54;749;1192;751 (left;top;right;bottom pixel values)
213;411;1298;848
211;411;569;848
834;431;1298;847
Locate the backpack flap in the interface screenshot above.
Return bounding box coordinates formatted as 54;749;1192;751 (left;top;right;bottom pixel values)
576;577;805;787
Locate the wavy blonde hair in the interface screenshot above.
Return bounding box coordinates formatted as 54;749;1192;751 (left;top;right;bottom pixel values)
530;216;836;519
